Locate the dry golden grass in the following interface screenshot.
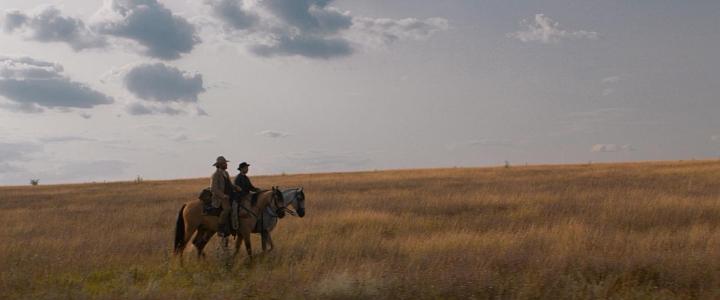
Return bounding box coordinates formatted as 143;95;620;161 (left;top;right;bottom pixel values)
2;160;720;299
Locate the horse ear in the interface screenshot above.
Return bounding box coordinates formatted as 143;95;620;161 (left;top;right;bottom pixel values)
299;187;303;192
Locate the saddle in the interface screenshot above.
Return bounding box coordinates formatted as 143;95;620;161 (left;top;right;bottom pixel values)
197;187;222;216
196;187;257;217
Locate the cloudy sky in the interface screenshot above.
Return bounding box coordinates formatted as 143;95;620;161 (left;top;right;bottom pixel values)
1;0;719;185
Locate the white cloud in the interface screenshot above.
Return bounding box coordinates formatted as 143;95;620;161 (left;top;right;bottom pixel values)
601;76;622;97
508;14;598;44
602;76;621;84
126;102;184;116
350;17;449;46
602;88;616;97
591;144;635;153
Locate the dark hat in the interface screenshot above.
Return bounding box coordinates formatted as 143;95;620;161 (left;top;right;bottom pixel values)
237;162;250;170
213;156;230;166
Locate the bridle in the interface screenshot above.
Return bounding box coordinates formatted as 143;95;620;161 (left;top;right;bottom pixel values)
268;187;295;218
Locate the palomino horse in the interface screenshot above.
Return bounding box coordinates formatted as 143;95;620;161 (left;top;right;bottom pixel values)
173;187;286;259
180;188;306;255
253;187;306;252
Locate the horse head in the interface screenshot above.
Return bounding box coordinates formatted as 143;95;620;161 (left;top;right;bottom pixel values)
283;187;305;218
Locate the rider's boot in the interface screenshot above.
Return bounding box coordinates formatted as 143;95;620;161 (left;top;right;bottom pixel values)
218;208;231;237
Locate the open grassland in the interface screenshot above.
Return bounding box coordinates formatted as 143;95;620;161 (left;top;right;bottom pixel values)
2;161;720;299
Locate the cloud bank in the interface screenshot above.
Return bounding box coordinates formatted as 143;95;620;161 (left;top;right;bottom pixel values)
207;0;449;59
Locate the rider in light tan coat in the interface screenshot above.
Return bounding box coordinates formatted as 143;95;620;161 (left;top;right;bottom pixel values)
211;156;241;237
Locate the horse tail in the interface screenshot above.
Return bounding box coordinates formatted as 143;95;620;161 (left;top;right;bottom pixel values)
174;204;187;255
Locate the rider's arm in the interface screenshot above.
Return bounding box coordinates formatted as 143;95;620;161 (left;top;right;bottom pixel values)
248;178;261;192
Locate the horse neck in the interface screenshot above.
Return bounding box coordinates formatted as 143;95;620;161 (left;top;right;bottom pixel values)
283;190;295;206
254;191;275;211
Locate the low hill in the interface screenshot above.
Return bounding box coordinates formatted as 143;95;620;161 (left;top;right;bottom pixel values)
2;160;720;299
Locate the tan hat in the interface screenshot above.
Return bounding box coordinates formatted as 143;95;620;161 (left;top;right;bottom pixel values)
213;156;230;166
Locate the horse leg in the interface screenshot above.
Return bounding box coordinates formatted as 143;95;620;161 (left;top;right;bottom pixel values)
266;231;275;252
192;228;214;259
261;230;268;252
238;223;253;258
234;233;243;257
244;233;253;258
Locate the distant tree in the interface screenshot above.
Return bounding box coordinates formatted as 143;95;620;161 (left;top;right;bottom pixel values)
504;160;510;168
30;179;39;186
135;175;144;183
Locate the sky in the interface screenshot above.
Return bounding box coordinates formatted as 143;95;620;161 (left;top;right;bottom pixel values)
1;0;719;185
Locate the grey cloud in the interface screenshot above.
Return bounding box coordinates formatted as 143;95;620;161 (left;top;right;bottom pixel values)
196;107;209;116
251;34;352;58
258;130;290;138
264;0;352;34
94;0;200;60
1;7;107;50
0;102;45;113
352;17;449;45
0;57;113;111
126;102;184;116
124;63;205;103
206;0;258;30
2;10;28;32
207;0;448;59
0;56;63;79
508;14;599;44
253;0;354;59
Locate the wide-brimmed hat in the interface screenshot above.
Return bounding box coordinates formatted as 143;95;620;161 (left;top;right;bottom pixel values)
237;162;250;170
213;156;230;166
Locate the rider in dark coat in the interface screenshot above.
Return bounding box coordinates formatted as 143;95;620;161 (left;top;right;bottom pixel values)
235;162;261;204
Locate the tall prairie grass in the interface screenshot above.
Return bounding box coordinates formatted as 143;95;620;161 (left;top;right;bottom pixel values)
1;160;720;299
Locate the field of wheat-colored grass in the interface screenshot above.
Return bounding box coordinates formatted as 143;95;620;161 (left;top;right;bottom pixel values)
1;160;720;299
